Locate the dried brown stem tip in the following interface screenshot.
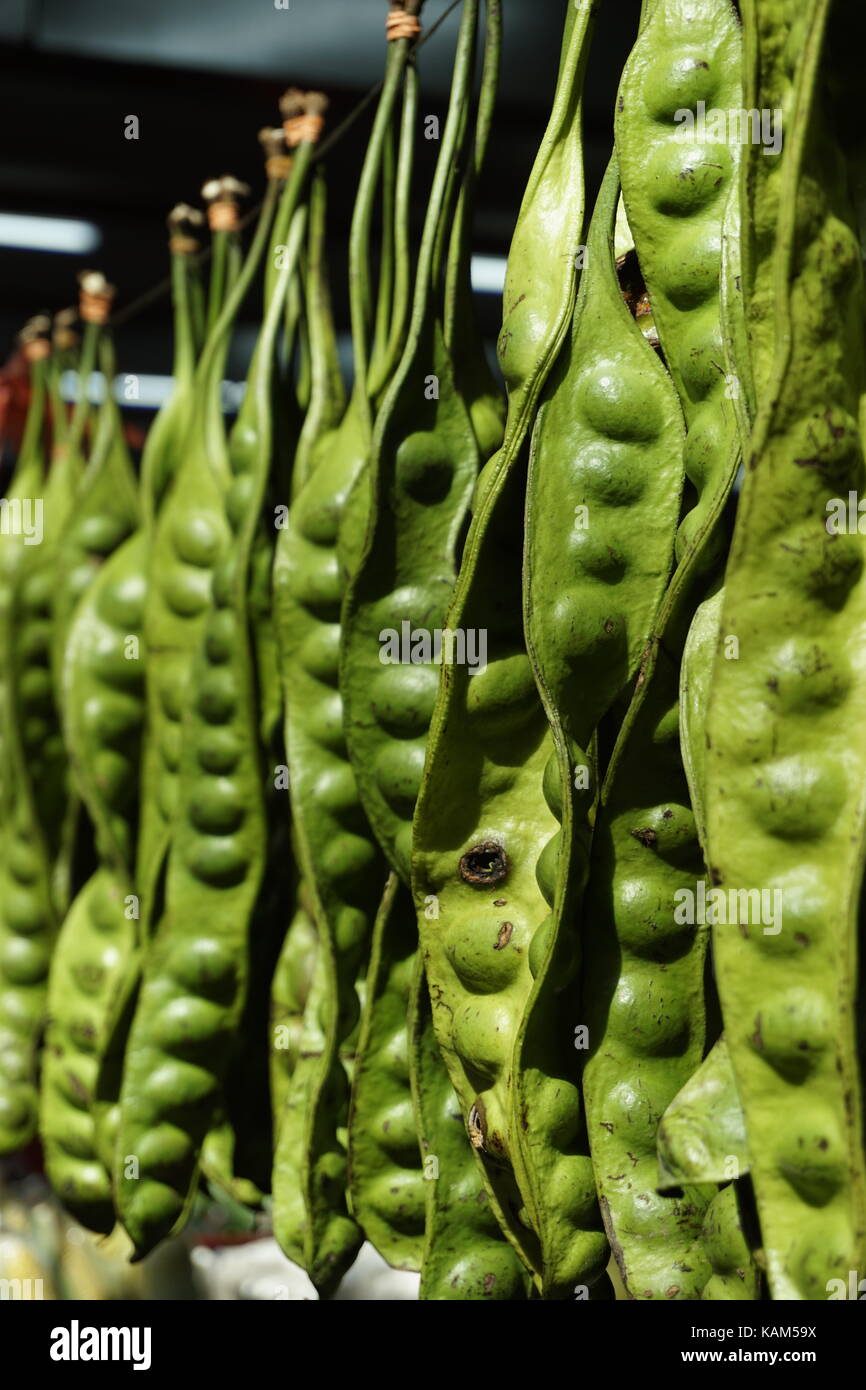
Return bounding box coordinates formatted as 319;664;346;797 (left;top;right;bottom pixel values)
77;270;116;324
201;176;250;232
19;314;52;360
278;87;307;120
168;202;205;230
20;313;52;340
387;1;423;41
167;202;205;254
258;127;286;158
259;126;294;180
53;306;79;351
282;90;329;148
304;91;329;118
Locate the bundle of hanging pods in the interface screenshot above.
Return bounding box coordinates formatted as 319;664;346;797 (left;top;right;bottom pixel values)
1;0;864;1301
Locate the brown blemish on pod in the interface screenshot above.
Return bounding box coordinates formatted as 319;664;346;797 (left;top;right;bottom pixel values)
459;841;508;887
493;922;513;950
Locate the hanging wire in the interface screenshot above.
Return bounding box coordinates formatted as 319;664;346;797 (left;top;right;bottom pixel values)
111;0;463;328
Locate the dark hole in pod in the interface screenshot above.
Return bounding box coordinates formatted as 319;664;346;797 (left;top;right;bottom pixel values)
459;840;508;887
467;1097;487;1151
616;248;664;358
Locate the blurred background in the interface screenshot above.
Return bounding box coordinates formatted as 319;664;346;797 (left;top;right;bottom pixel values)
0;0;641;404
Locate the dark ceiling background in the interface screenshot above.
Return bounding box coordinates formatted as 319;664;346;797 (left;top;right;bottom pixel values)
0;0;643;386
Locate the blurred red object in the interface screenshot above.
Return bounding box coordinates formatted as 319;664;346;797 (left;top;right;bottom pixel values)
1;340;145;484
0;343;32;460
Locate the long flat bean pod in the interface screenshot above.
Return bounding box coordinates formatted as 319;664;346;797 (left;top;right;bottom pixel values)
0;328;55;1152
271;9;423;1290
615;0;743;608
49;329;140;706
574;0;745;1299
412;0;597;1286
270;877;318;1133
135;172;272;950
346;875;425;1268
0;310;104;1152
704;0;866;1299
44;526;148;1202
115;155;316;1256
520;156;685;1297
11;306;104;915
341;0;489;881
92;214;208;1164
409;954;531;1300
700;1181;762;1301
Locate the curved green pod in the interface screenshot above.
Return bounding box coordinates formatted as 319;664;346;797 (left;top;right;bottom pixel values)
115;176;313;1257
409;956;532;1301
8;320;101;914
0;322;105;1152
40;868;138;1233
340;0;483;894
61;530;148;880
271;23;422;1292
339;3;504;1285
135;177;281;948
251;157;323;757
704;0;866;1300
579;672;714;1298
210;795;299;1203
485;0;596;482
657;1041;759;1303
270;882;318;1132
573;0;745;1300
615;0;743;599
347;875;425;1269
411;0;601;1289
271;920;333;1270
412;443;562;1286
0;335;49;825
0;342;59;1153
657;1037;749;1190
679;585;724;856
270;339;383;1288
50;333;140;704
52;528;147;1190
91;223;208;1165
700;1182;762;1302
519;154;685;1297
233;173;312;1200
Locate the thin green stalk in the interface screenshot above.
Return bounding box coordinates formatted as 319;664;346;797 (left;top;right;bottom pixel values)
66;321;101;463
206;229;230;336
374;59;419;395
368;124;396;394
348;32;417;432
